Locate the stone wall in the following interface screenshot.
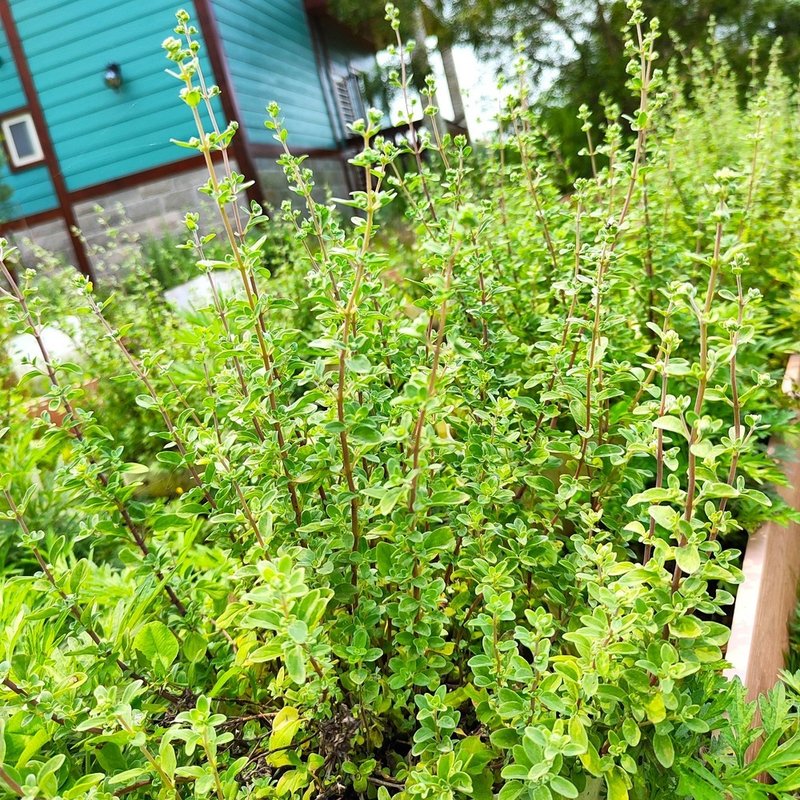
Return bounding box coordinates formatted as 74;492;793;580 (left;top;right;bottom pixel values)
8;162;230;279
256;154;352;208
8;154;352;280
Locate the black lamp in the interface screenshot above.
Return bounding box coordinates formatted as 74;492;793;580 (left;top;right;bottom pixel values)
104;63;123;90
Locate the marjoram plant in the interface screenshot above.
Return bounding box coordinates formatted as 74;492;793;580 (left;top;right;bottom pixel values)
1;2;800;799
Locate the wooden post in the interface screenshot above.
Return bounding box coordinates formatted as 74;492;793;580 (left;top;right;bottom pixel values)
726;353;800;697
194;0;265;209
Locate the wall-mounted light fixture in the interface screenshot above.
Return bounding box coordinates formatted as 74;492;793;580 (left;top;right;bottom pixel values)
104;63;123;90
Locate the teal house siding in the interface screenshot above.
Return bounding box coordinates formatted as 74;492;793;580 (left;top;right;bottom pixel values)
0;20;24;109
214;0;336;149
0;0;380;276
10;0;222;192
0;19;57;217
0;164;56;217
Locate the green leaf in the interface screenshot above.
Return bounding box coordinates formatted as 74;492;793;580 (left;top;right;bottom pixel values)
702;482;739;499
108;767;149;786
182;632;208;664
643;692;666;724
159;738;177;779
653;415;688;439
285;644;306;684
135;394;157;410
568;716;588;753
653;732;675;768
268;707;302;767
490;728;519;750
349;355;372;373
579;743;603;777
550;776;578;798
155;451;182;467
375;542;394;576
622;718;640;747
604;767;629;800
627;488;679;506
351;425;382;445
498;781;526;800
649;505;678;530
429;490;470;506
742;489;772;507
287;620;308;644
674;543;701;574
133;621;179;676
669;615;703;638
676;766;723;800
121;462;150;475
425;528;454;551
152;514;187;532
378;486;404;516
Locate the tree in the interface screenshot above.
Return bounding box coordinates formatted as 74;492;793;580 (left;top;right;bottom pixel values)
451;0;800;147
330;0;800;150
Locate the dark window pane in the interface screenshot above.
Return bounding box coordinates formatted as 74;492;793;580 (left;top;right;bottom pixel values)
9;120;35;159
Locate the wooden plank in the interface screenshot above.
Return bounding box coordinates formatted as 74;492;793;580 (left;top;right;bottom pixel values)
726;353;800;699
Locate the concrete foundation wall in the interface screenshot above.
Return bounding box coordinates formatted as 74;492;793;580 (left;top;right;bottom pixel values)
7;153;352;280
256;154;351;209
8;162;229;280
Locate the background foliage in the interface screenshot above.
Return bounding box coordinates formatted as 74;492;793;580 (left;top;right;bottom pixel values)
331;0;800;170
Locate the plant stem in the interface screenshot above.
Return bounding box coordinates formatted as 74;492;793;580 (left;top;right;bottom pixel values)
408;241;461;512
338;132;380;581
3;488;133;677
709;273;745;542
0;767;23;798
644;345;671;563
672;218;724;591
394;24;438;224
187;98;302;526
85;291;216;510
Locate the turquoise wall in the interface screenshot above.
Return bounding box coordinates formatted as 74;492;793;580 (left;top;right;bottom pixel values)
0;0;347;222
8;0;222;194
214;0;336;149
0;22;24;109
0;21;57;218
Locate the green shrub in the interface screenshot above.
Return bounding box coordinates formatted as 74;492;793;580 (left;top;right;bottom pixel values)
140;220;297;293
1;2;800;799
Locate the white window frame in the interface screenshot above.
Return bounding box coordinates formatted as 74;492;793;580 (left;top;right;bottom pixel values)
1;112;44;168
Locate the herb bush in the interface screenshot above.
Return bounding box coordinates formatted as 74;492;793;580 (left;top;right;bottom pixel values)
1;3;800;798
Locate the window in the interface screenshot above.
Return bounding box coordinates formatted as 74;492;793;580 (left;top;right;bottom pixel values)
334;72;366;132
1;112;44;168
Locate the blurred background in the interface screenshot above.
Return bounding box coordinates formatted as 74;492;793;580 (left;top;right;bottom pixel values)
334;0;800;144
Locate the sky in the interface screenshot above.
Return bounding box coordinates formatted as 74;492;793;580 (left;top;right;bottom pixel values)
433;44;503;139
376;40;505;140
